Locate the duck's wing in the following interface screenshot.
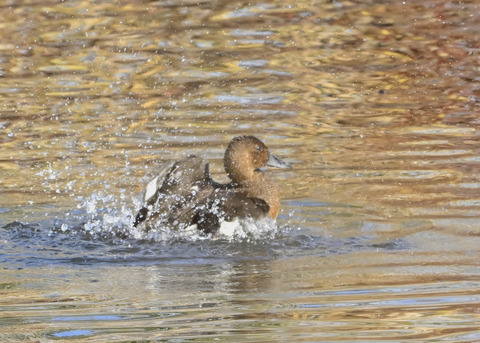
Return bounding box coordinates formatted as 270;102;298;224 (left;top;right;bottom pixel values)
192;191;270;234
134;155;211;229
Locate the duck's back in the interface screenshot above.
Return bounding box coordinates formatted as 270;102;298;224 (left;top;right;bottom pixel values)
134;156;213;231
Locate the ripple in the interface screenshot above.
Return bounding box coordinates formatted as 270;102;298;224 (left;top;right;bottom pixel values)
52;329;95;338
37;65;89;74
214;94;285;105
385;149;472;157
398;126;477;135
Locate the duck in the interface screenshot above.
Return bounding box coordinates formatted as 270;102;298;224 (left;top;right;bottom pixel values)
133;135;291;234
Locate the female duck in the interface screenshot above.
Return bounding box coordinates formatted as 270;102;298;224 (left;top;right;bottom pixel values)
134;136;291;234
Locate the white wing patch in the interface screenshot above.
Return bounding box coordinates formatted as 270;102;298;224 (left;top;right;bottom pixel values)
144;176;159;202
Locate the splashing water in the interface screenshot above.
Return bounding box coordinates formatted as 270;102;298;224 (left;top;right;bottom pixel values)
131;216;283;243
49;191;138;239
54;191;287;243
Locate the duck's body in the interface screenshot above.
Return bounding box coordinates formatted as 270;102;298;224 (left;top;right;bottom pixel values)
134;136;291;234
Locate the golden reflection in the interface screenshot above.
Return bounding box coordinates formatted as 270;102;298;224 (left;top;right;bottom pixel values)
1;0;480;341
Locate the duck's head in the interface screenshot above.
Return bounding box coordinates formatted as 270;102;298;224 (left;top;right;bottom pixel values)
224;135;291;183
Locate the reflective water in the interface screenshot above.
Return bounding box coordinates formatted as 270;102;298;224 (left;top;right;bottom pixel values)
1;0;480;341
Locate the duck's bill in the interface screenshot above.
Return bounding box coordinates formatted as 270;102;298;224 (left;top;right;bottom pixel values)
267;153;292;169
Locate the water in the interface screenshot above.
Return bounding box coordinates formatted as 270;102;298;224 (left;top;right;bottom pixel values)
2;0;480;341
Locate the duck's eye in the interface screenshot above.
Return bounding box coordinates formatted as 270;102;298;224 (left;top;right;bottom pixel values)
256;146;263;152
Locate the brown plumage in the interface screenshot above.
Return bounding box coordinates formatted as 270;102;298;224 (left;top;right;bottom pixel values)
134;136;291;234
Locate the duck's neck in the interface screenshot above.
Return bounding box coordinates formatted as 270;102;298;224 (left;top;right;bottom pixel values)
231;169;263;187
235;172;281;219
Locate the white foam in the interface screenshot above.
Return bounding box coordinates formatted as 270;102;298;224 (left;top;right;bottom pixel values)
214;216;279;241
217;218;241;237
129;216;280;242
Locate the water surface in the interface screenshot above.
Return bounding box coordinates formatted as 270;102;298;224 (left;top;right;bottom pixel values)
1;0;480;341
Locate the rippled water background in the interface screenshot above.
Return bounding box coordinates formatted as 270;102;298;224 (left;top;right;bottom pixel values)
2;0;480;341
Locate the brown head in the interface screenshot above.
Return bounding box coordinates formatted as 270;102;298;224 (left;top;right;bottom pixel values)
224;135;291;183
224;136;266;183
